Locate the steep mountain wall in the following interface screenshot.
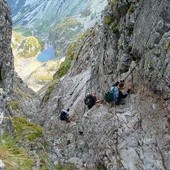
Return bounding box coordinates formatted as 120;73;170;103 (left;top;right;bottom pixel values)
0;0;40;134
0;0;169;169
9;73;40;118
0;2;46;168
37;0;170;169
0;0;13;135
0;0;13;96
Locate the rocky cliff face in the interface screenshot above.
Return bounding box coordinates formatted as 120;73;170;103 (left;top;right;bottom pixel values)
0;0;40;134
0;1;17;168
0;0;13;96
0;0;170;169
0;0;13;136
36;0;170;169
0;2;44;169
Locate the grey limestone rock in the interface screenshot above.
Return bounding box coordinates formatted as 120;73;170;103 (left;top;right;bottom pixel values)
38;0;170;169
0;0;169;169
0;159;5;170
0;0;14;136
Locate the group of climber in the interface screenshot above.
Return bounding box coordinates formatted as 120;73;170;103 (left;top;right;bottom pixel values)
85;79;132;107
60;79;132;123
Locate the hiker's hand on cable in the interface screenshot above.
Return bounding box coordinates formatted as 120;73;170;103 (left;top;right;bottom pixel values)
127;85;131;92
96;100;101;103
120;79;125;82
127;88;131;93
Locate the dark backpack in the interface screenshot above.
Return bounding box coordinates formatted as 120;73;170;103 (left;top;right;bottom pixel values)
84;94;96;106
60;111;67;121
104;91;113;102
104;86;119;103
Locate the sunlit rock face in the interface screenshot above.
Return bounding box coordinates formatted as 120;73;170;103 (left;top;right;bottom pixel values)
11;31;64;92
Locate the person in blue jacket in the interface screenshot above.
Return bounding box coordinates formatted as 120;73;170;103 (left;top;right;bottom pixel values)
111;80;131;105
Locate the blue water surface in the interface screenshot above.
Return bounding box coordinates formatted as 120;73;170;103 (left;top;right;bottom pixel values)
37;47;55;62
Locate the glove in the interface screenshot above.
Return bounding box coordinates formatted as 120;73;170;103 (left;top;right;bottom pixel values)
127;89;131;93
120;79;125;82
127;84;133;93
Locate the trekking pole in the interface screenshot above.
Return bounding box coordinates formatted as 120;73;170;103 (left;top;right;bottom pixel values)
104;75;110;90
131;71;134;88
90;77;93;94
124;64;137;81
83;80;90;114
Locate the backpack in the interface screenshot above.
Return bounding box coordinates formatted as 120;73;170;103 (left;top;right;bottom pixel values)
60;111;67;121
84;94;96;106
104;86;119;103
104;91;113;102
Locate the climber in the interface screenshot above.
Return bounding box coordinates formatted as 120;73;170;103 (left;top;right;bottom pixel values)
84;92;101;109
111;80;132;105
60;108;71;123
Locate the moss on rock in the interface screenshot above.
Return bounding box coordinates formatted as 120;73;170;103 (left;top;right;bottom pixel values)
12;31;43;58
54;163;76;170
19;36;42;58
12;117;43;142
0;117;50;169
0;133;34;170
104;16;113;26
9;100;19;110
42;79;58;102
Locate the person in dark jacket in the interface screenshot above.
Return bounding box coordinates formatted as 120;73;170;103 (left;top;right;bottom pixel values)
84;93;97;109
60;108;71;123
84;92;101;109
112;80;131;105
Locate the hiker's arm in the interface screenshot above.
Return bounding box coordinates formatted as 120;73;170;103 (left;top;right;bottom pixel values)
122;88;131;98
96;99;102;103
93;96;97;103
127;85;132;94
113;81;119;86
119;91;128;98
127;89;131;94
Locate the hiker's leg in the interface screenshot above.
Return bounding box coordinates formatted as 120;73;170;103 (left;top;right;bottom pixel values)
88;105;92;109
115;99;120;105
66;116;71;123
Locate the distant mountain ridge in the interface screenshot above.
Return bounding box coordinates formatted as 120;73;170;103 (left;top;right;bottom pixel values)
7;0;107;34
